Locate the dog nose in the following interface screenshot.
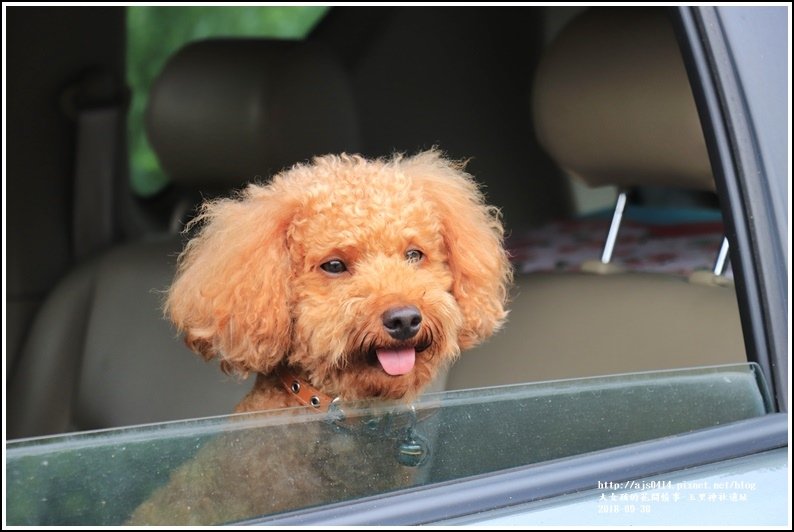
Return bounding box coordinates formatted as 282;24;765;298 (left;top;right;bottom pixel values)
382;306;422;340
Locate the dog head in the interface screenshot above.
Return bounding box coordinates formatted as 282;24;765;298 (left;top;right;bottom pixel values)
166;150;512;401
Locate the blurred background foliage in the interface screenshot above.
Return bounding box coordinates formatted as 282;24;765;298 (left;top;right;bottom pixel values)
127;6;329;196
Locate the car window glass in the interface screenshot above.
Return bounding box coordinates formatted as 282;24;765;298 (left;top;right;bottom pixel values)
6;363;771;526
127;6;329;197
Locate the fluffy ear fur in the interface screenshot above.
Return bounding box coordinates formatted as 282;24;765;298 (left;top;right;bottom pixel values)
403;150;512;349
165;184;295;374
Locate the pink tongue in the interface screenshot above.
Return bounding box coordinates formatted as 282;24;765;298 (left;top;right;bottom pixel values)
375;347;416;376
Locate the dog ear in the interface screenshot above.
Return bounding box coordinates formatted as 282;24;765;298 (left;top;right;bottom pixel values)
405;150;513;350
165;183;295;375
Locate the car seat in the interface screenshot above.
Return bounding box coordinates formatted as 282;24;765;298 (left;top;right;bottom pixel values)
8;39;360;438
442;8;746;390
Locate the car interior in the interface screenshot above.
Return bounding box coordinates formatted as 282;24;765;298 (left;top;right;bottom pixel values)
7;6;749;440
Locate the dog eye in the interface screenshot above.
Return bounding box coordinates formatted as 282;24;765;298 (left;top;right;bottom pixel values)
405;249;424;263
320;259;347;275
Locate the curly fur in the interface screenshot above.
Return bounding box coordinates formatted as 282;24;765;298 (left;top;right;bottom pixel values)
128;150;511;524
166;149;512;410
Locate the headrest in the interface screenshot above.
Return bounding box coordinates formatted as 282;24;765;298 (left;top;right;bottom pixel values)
533;9;714;191
145;39;360;189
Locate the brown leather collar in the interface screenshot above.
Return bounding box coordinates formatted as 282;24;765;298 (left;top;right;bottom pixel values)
277;367;336;412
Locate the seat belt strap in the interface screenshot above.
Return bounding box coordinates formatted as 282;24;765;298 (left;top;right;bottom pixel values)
62;70;128;261
72;105;122;260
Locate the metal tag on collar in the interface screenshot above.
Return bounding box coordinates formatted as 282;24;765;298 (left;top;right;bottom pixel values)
394;405;430;467
326;397;347;424
396;430;430;467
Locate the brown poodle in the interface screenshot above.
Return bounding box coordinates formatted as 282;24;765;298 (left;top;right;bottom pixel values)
129;150;510;524
167;149;511;413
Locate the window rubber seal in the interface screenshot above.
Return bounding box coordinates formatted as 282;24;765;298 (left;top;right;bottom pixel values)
672;6;788;412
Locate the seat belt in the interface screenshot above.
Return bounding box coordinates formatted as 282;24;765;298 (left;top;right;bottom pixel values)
61;70;129;261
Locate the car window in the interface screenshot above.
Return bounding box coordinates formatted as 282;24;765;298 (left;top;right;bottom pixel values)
6;363;771;525
127;6;329;197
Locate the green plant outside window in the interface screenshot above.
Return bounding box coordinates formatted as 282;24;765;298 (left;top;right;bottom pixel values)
127;6;329;197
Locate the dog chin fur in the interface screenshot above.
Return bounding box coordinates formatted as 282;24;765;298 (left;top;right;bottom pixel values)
166;149;512;410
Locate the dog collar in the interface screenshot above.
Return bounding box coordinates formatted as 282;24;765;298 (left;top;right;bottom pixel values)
276;367;434;467
278;367;336;412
